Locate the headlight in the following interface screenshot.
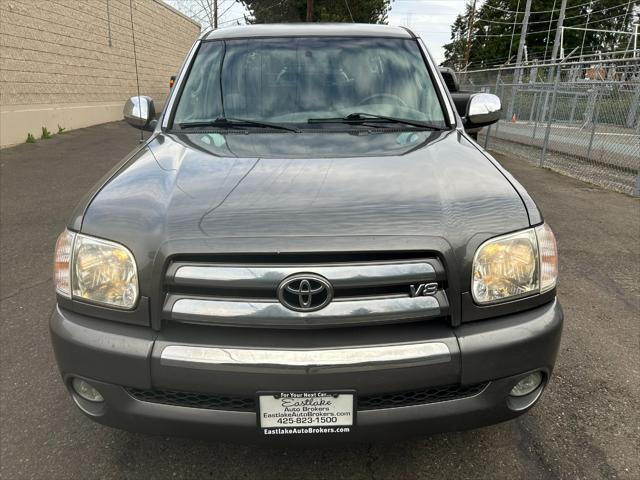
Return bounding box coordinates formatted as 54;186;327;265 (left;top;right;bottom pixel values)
53;230;139;309
472;224;557;305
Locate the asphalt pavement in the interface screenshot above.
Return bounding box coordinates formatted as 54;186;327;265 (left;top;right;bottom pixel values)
1;121;638;480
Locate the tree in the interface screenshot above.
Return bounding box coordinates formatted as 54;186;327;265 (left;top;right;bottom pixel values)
443;0;640;69
442;10;470;70
241;0;391;24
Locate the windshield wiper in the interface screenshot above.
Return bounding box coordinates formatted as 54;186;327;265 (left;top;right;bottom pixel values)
308;113;443;130
177;117;300;133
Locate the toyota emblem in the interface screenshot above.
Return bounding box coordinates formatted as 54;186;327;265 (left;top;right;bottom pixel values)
277;274;333;312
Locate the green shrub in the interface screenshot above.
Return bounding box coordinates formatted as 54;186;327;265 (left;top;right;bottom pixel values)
26;133;36;143
57;125;66;134
41;127;52;139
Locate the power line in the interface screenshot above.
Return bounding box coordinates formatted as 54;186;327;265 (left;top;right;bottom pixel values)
468;19;637;67
218;15;246;26
165;0;239;29
218;0;238;20
475;12;634;37
464;41;636;68
477;3;630;26
483;0;601;15
472;49;616;69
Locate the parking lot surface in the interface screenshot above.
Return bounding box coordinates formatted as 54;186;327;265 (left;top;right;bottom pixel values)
1;122;638;479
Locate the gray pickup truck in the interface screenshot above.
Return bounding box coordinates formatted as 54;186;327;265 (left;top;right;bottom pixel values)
51;24;562;441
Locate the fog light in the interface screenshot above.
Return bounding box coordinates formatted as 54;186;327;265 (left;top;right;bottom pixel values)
510;372;543;397
72;378;104;403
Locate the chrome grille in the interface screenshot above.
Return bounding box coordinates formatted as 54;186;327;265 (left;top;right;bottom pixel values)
163;255;448;328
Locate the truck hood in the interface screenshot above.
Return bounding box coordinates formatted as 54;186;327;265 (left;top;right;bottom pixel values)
79;129;531;293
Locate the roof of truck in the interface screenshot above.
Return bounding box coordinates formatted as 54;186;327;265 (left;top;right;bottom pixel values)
202;23;415;41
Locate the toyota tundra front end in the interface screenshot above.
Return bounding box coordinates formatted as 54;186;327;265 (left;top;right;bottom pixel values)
50;24;562;441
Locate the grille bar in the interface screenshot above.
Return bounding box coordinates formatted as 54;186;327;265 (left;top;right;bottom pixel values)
126;383;488;412
169;262;441;290
165;293;446;328
160;341;451;371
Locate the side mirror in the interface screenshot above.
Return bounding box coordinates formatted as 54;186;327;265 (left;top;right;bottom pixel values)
464;93;501;129
124;96;157;131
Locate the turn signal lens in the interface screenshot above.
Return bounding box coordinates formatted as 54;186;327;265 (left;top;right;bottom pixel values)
536;223;558;293
472;229;539;304
54;229;75;297
72;234;139;309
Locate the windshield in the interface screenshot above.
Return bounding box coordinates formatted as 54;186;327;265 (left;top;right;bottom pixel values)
172;37;448;129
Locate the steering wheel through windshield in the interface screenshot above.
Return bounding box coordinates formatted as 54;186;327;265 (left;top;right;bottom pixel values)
358;93;408;107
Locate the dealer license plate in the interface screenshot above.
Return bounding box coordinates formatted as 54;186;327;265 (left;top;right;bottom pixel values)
258;391;355;435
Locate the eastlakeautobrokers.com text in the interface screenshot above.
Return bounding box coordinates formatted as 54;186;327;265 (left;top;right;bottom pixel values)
263;427;351;435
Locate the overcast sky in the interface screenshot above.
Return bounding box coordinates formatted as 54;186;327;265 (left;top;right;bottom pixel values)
387;0;469;63
195;0;471;64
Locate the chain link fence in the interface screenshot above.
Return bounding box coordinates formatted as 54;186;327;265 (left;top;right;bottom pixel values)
458;57;640;196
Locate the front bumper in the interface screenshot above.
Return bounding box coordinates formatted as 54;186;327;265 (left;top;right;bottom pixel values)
50;300;563;441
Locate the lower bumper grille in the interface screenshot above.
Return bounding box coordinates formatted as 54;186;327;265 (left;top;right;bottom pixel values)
126;388;255;411
358;383;487;410
126;383;488;412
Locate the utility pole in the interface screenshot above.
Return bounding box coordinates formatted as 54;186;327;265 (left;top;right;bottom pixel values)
507;0;521;63
538;0;568;130
214;0;218;29
542;0;556;61
464;0;478;67
507;0;532;120
514;0;532;83
549;0;567;64
307;0;314;22
580;1;594;59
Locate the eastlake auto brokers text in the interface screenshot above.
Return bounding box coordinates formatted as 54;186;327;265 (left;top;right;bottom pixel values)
262;394;352;418
263;394;347;417
261;393;353;434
